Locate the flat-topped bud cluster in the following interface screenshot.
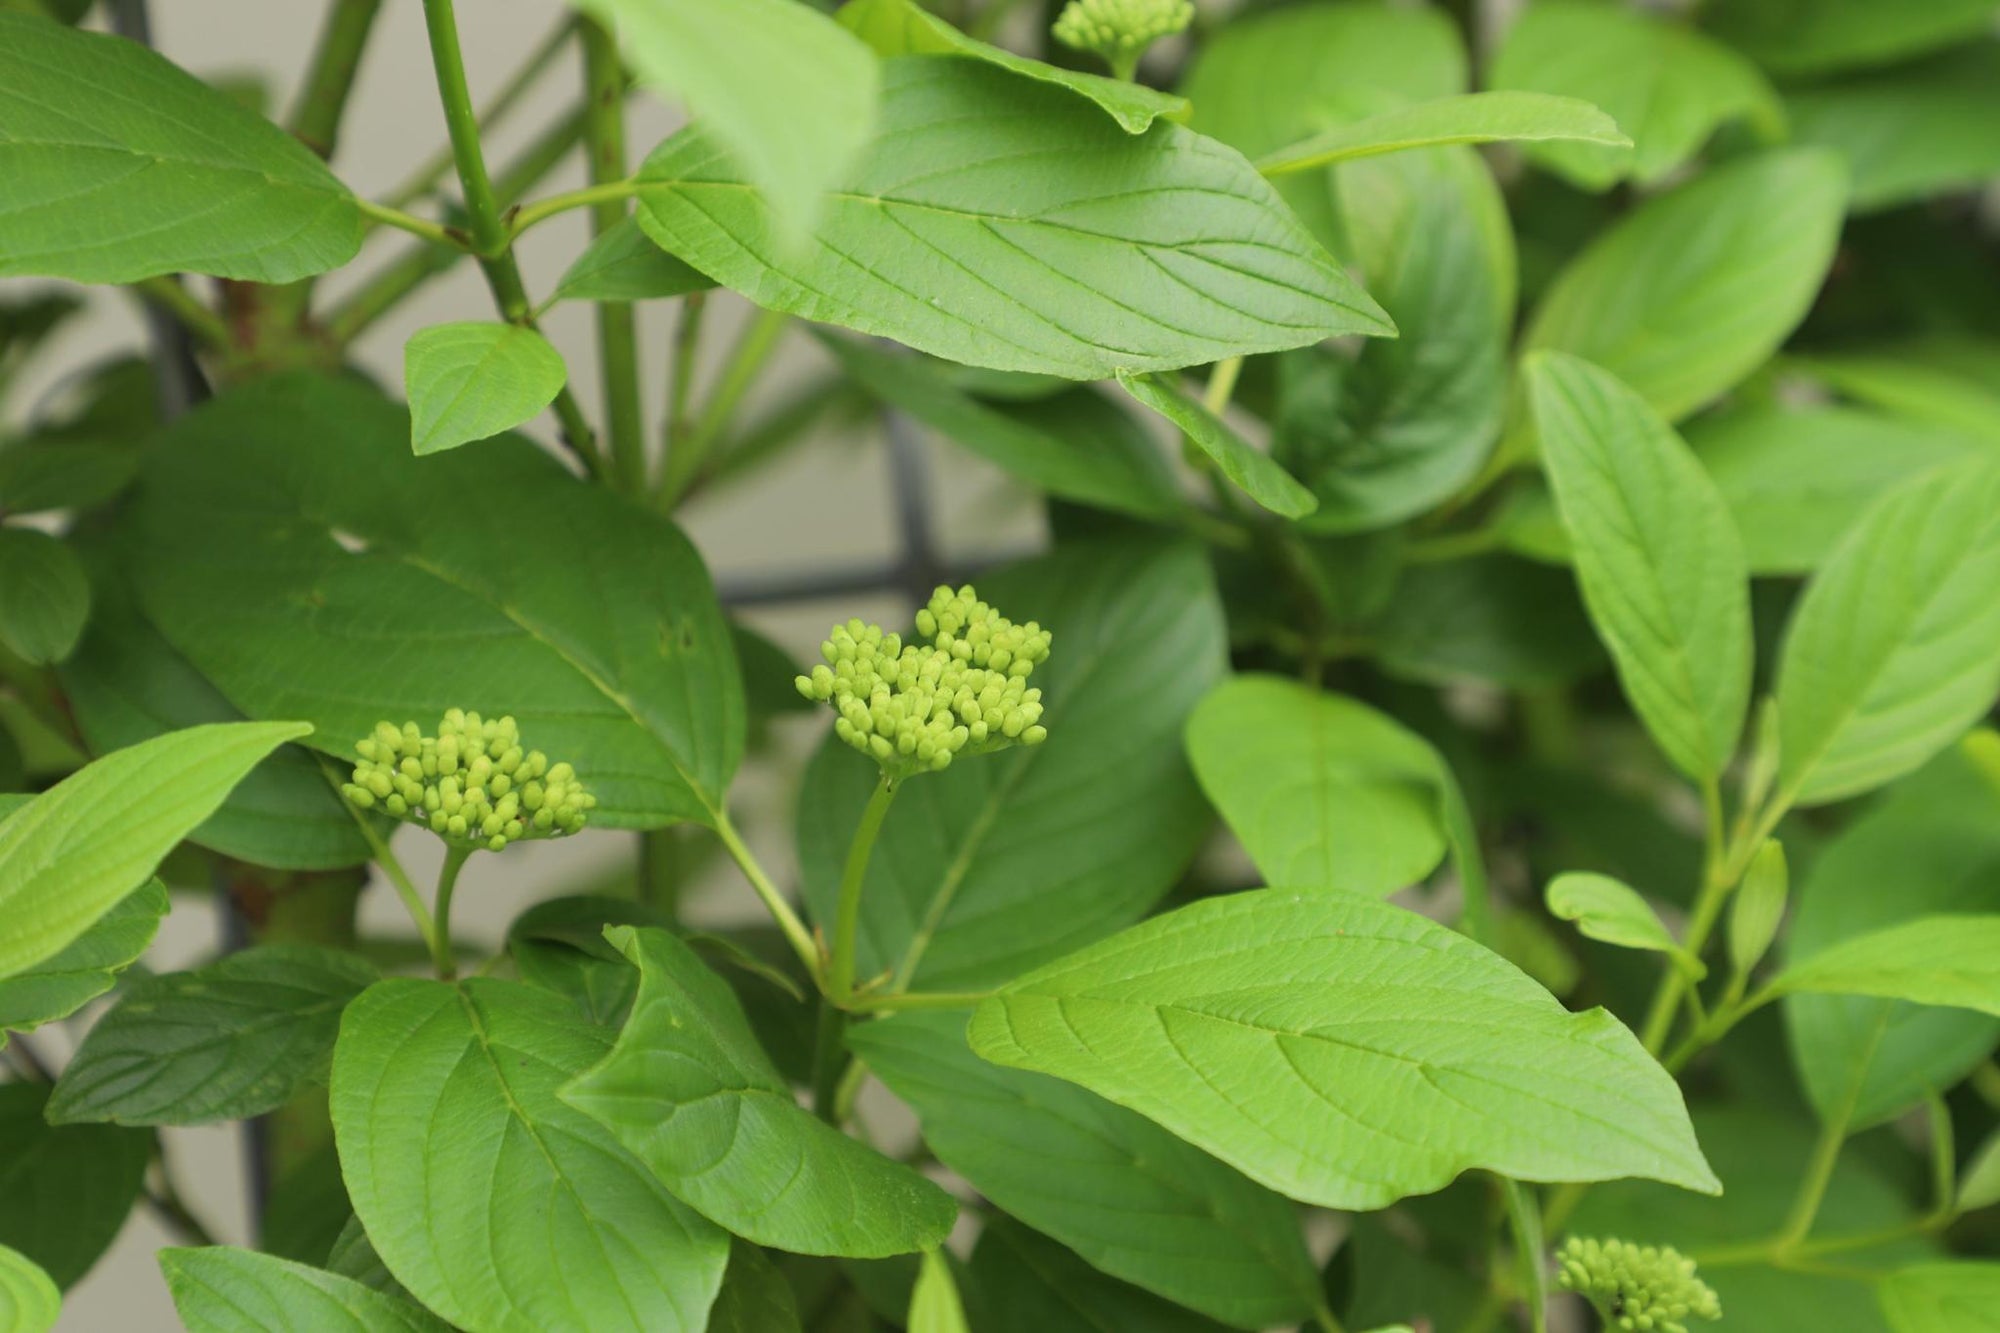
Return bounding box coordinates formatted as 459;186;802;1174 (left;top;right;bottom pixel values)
796;584;1052;778
1053;0;1194;66
342;709;594;851
1556;1237;1721;1332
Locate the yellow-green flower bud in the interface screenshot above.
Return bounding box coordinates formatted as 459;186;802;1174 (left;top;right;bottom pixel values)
1556;1237;1721;1333
341;710;593;853
1051;0;1191;78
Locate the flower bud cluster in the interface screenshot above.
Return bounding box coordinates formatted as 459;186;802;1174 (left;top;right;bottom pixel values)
1556;1237;1721;1332
342;710;594;852
795;584;1052;778
1053;0;1194;70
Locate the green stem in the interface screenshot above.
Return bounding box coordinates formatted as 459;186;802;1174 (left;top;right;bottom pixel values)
1310;1303;1346;1333
1202;354;1244;415
810;999;847;1123
286;0;383;159
355;197;463;249
636;828;682;915
844;989;993;1013
145;1144;222;1248
1774;1021;1878;1251
667;291;708;453
714;809;823;983
829;774;899;1004
577;17;647;494
1501;1177;1549;1333
1639;778;1728;1053
430;844;473;980
661;308;789;506
131;277;229;350
508;180;641;240
321;757;438;954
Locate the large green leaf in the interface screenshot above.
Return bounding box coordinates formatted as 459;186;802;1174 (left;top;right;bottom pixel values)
49;944;376;1126
0;529;87;666
820;336;1184;520
1117;371;1317;519
1791;339;2000;447
0;720;308;979
551;216;713;304
0;1083;148;1289
0;13;361;282
130;373;743;830
57;540;371;870
1878;1262;2000;1332
403;323;569;457
1774;916;2000;1015
1256;91;1629;176
968;1216;1228;1333
797;539;1226;991
569;0;877;236
1184;675;1447;898
1690;405;1984;574
1783;746;2000;1129
850;1010;1319;1328
1791;46;2000;212
0;878;166;1041
1489;1;1779;190
1527;352;1752;784
331;977;729;1332
561;928;956;1258
1705;0;1998;76
837;0;1186;133
1273;142;1514;532
160;1249;449;1333
1773;460;2000;806
969;889;1718;1210
1371;555;1603;688
1524;150;1847;422
635;57;1391;380
0;1244;58;1333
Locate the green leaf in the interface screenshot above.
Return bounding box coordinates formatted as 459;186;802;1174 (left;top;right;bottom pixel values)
0;529;87;665
1959;1128;2000;1214
1704;0;1999;76
0;1244;59;1333
130;373;743;830
0;1083;149;1288
1790;339;2000;448
1524;149;1847;421
0;720;308;979
1489;1;1779;190
0;438;139;515
0;878;167;1040
568;0;878;237
57;540;371;871
1878;1262;2000;1333
1774;460;2000;806
820;335;1184;520
1774;916;2000;1016
331;976;730;1332
0;13;361;282
1372;556;1603;688
403;322;569;457
1791;46;2000;212
1545;872;1688;966
798;539;1226;991
161;1249;450;1333
1526;352;1752;784
561;927;956;1257
1184;675;1447;898
636;57;1392;381
506;894;667;1027
968;1216;1228;1333
1257;91;1628;176
969;889;1719;1210
837;0;1186;133
550;216;713;303
1690;405;1984;574
909;1250;969;1333
48;944;376;1126
1117;371;1316;519
850;1010;1320;1327
708;1240;802;1333
1728;841;1788;981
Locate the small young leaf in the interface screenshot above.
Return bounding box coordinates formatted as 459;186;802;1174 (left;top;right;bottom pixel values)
1546;873;1690;969
908;1251;970;1333
0;879;167;1041
0;528;89;666
636;57;1391;380
1257;91;1629;176
331;977;730;1332
160;1249;449;1333
567;0;878;237
1184;675;1448;898
1527;352;1752;785
1774;460;2000;806
560;928;956;1258
1773;915;2000;1015
551;216;713;304
969;889;1719;1210
1728;841;1788;981
0;1244;59;1333
0;720;309;979
1117;371;1317;519
0;13;362;282
1876;1261;2000;1333
49;945;377;1126
0;1083;149;1288
403;323;568;456
838;0;1187;133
